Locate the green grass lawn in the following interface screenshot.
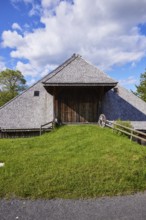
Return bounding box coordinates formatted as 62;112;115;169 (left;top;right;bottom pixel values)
0;125;146;199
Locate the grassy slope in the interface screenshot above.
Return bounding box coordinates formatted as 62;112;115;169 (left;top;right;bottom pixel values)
0;125;146;199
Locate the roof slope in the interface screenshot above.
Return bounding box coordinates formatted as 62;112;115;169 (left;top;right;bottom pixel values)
102;85;146;130
43;54;117;85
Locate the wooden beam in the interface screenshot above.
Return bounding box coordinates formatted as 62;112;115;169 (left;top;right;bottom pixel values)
97;86;104;117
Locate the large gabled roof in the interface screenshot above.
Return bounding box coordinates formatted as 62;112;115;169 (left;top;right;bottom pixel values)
43;54;117;87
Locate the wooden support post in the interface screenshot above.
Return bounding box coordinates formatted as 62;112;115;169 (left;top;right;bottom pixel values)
130;130;133;141
97;86;104;118
112;125;114;133
53;87;56;121
54;87;59;121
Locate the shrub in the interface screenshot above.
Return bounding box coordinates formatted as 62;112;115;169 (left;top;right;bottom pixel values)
113;119;133;137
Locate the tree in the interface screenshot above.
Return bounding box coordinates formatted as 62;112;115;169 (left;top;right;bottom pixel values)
0;69;27;106
134;70;146;102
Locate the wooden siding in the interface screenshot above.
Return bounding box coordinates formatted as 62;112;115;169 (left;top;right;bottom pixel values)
54;87;103;123
0;130;40;138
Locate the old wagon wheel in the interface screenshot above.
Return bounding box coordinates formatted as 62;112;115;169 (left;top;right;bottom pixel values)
98;114;106;127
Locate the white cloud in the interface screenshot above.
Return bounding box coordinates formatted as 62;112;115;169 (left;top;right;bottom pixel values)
28;2;41;16
119;76;138;86
0;58;6;72
16;60;57;78
12;22;22;31
41;0;60;9
40;64;57;77
2;31;24;48
27;78;36;86
11;0;31;10
24;23;30;29
11;0;41;16
3;0;146;78
16;61;39;77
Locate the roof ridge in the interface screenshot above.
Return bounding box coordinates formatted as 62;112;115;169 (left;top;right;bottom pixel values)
43;54;118;85
43;53;80;83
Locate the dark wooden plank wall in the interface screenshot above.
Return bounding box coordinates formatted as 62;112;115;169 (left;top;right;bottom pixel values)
54;87;104;123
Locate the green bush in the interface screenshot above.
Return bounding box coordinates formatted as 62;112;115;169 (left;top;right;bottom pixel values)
114;119;133;137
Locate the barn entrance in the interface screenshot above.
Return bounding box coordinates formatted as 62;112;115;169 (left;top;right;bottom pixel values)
54;87;103;123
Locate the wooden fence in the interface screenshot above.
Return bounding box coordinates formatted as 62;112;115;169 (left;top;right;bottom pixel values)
0;121;55;138
40;120;55;136
98;114;146;145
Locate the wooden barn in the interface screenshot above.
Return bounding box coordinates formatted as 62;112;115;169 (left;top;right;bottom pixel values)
0;53;146;137
43;54;117;123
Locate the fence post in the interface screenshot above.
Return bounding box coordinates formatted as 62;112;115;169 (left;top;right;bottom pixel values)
130;130;133;141
40;126;42;136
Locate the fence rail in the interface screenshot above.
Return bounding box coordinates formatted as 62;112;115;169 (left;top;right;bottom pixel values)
106;120;146;144
98;114;146;144
40;120;55;136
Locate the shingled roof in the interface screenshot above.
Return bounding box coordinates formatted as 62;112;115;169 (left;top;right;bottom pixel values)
43;54;117;86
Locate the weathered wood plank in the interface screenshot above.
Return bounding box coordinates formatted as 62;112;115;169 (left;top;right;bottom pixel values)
57;87;101;123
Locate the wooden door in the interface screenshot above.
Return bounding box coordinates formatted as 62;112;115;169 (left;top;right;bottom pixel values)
58;88;99;123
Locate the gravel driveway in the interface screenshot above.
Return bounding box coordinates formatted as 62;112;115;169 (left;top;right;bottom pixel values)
1;192;146;220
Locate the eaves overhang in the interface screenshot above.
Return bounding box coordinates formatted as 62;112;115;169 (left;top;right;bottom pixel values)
43;82;118;87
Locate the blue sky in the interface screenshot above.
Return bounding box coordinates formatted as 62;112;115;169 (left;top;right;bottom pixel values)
1;0;146;90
